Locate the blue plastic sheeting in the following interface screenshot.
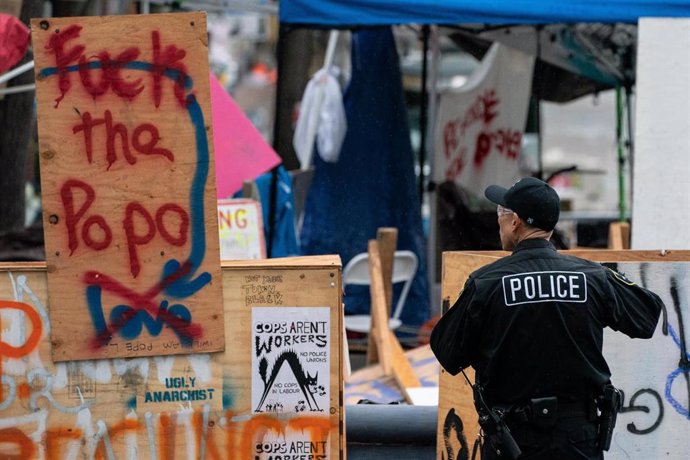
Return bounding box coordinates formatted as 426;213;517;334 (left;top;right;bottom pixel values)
281;0;690;26
300;28;430;327
252;166;301;258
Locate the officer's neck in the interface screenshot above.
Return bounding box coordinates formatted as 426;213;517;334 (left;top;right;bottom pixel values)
514;228;552;247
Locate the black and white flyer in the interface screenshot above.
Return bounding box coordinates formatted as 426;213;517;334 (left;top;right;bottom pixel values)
252;306;330;414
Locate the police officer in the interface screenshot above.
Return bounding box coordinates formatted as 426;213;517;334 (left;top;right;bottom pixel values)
430;177;664;460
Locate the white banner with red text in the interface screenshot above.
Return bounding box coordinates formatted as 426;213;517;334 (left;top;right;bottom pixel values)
434;43;534;197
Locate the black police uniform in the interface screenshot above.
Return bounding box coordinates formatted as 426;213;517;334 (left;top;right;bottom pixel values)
431;238;664;460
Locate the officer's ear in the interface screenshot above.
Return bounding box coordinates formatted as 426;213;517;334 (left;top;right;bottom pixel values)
511;212;523;231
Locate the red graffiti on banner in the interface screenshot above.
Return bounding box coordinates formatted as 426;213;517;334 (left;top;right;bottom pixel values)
442;89;521;180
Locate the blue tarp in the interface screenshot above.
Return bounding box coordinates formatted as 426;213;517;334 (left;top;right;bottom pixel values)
239;166;301;258
281;0;690;26
300;28;430;327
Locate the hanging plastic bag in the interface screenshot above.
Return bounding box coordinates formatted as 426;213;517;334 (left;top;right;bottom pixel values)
293;68;347;168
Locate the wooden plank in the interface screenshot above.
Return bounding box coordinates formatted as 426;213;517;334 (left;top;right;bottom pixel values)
0;254;341;272
0;258;343;459
367;228;397;363
31;13;224;361
608;222;631;250
366;241;392;373
376;227;398;315
388;328;421;404
366;236;420;403
345;345;438;405
454;249;690;261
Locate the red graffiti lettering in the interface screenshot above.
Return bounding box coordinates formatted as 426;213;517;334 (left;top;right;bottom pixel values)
156;204;190;246
445;148;467;182
78;48;144;101
44;26;190;107
84;264;202;349
443;121;459;159
46;24;85;106
494;128;522;159
151;30;188;108
458;88;500;137
123;202;156;278
78;52;110;97
123;202;189;278
132;123;174;162
61;180;112;255
60;180;188;277
474;131;492;168
481;89;499;124
73;110;172;169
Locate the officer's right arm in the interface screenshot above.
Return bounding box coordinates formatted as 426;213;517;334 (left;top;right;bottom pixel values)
604;267;664;339
430;279;482;375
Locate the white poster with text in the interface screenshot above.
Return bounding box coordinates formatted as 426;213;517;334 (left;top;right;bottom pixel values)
252;306;330;414
218;198;265;260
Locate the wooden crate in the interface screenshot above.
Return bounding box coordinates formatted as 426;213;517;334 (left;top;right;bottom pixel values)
0;255;343;459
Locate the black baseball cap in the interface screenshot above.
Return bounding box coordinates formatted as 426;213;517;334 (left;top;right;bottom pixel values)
484;177;560;231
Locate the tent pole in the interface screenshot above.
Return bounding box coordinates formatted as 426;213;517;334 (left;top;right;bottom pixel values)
418;25;430;202
535;27;544;181
624;84;634;223
616;85;626;222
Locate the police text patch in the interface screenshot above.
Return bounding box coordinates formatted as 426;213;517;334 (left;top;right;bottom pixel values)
502;271;588;306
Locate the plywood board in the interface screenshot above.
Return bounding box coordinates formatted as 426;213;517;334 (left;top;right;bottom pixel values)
30;13;224;361
437;253;499;459
0;255;343;459
437;250;690;460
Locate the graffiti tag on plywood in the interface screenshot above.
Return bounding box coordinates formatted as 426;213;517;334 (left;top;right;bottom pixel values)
31;13;224;361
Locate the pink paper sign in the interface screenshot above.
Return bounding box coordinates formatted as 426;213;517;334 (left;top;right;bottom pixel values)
210;74;282;198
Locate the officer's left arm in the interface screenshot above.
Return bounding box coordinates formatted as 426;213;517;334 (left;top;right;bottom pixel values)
430;279;483;375
604;267;664;338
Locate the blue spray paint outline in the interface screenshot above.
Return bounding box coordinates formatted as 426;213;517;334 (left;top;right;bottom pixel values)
40;55;214;343
664;323;690;419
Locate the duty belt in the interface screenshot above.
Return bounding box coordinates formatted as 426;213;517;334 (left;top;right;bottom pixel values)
499;397;596;427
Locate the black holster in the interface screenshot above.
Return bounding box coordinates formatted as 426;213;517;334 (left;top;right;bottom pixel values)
597;385;622;451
